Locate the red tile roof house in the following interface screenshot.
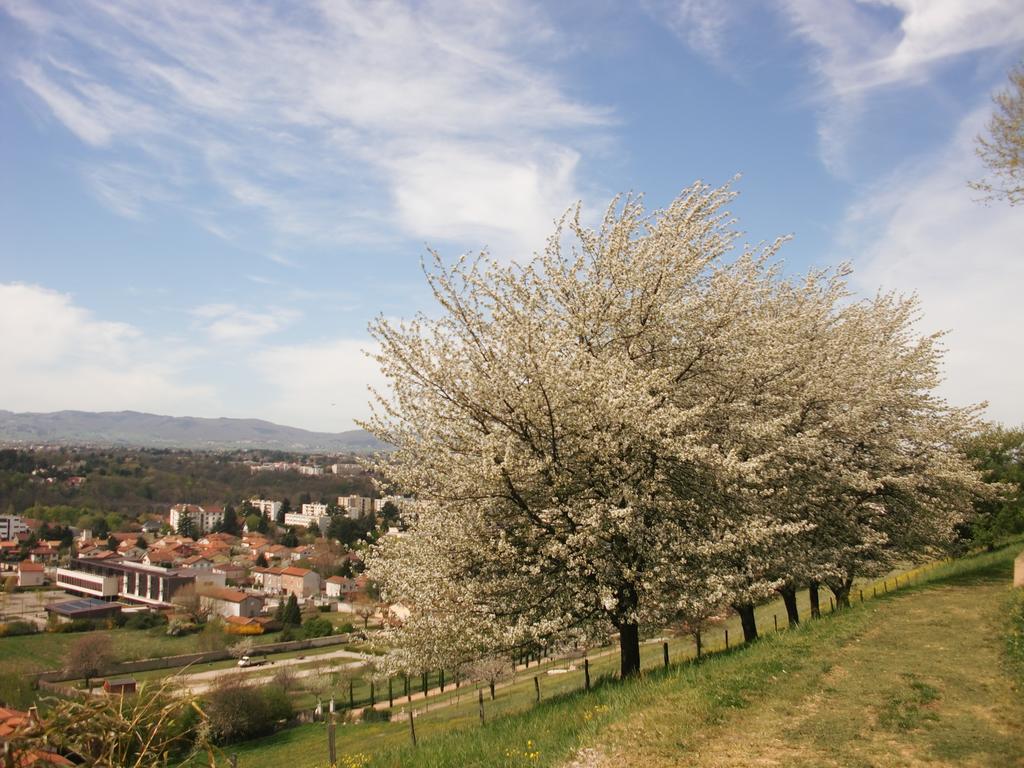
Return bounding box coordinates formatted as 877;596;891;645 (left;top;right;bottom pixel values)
280;567;321;598
199;587;264;619
0;706;73;766
17;560;45;588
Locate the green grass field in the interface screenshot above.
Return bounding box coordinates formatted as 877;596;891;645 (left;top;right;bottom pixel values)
211;544;1023;768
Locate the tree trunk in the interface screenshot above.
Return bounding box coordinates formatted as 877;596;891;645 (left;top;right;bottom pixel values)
779;585;800;627
489;680;495;700
829;576;854;609
808;580;821;619
618;622;641;678
734;602;758;643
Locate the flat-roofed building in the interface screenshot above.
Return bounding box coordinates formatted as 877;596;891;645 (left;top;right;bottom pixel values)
45;597;122;623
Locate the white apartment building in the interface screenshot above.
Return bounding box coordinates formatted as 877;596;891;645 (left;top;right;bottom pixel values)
301;502;329;517
338;495;373;519
284;511;329;533
0;514;29;540
299;465;324;476
168;504;225;535
249;499;282;518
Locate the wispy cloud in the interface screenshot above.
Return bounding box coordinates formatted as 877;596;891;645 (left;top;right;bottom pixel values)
651;0;1024;174
780;0;1024;173
2;0;610;256
191;303;299;343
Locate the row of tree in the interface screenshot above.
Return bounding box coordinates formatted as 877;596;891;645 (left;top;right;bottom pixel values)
364;181;994;678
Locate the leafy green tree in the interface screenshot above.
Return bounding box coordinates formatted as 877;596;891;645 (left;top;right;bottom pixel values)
244;513;262;533
281;528;299;548
255;552;269;568
963;425;1024;548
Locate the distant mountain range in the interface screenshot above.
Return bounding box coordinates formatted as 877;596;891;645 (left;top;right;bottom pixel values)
0;410;389;453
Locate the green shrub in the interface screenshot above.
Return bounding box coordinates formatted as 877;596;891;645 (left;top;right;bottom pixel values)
302;616;334;638
202;679;294;744
125;611;167;630
52;619;99;633
0;620;38;637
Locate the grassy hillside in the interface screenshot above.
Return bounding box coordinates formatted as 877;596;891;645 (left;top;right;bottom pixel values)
222;544;1024;768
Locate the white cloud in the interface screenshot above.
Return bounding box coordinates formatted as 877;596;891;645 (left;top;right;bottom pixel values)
0;283;213;414
253;338;388;432
643;0;743;66
843;107;1024;426
3;0;609;256
190;303;298;343
779;0;1024;173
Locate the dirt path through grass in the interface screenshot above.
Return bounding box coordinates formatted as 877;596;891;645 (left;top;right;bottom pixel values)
587;564;1024;767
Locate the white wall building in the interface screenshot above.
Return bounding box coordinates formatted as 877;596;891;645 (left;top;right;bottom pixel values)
168;504;224;535
338;495;373;519
249;499;282;519
301;502;329;516
0;514;29;540
299;465;324;476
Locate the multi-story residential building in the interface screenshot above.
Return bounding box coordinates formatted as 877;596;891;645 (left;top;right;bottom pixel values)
338;495;374;519
249;499;282;519
280;566;320;598
299;465;324;476
0;515;29;540
301;502;329;517
168;504;225;535
284;511;329;533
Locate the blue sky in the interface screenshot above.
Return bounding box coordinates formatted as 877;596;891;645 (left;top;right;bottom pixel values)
1;0;1022;432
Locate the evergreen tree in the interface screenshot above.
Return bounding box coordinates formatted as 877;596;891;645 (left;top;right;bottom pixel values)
282;594;301;626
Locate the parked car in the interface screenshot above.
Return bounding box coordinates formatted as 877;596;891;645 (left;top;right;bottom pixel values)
237;655;269;668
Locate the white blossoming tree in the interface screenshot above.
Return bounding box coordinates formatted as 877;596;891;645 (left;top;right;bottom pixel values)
364;182;805;677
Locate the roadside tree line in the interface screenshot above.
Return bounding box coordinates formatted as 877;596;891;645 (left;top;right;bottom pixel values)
364;181;994;679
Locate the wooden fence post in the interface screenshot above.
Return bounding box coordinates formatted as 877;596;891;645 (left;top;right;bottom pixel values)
348;680;354;709
478;688;485;725
533;675;540;704
584;658;591;691
370;680;375;706
663;641;669;669
859;589;864;603
327;712;336;767
389;678;393;707
440;669;445;692
695;630;702;659
725;628;729;650
408;710;417;747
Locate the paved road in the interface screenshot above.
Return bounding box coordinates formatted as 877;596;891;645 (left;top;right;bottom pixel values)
154;647;372;694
